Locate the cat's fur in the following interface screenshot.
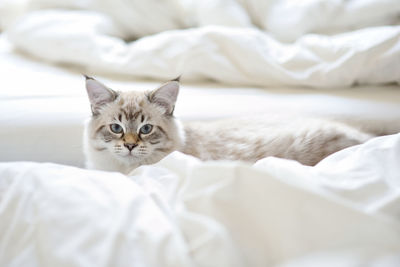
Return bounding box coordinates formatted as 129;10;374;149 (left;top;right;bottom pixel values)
83;77;376;174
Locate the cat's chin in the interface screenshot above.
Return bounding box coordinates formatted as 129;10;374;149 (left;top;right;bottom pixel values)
114;153;145;166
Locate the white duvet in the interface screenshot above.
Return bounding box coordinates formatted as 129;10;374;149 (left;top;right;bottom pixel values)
1;133;400;267
1;1;400;266
0;0;400;87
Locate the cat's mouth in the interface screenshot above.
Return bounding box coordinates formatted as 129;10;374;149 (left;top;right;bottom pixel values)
124;152;135;157
120;151;141;160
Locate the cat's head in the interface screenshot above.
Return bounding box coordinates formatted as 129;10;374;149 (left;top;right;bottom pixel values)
84;76;184;172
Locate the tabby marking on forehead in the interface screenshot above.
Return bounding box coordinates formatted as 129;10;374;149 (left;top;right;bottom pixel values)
132;111;141;120
119;108;141;121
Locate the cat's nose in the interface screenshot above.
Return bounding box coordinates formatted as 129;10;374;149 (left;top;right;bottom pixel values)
124;143;137;151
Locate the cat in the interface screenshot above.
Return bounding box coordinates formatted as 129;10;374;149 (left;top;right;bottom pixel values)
83;76;375;174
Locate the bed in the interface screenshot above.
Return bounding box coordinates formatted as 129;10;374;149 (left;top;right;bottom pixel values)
1;1;400;266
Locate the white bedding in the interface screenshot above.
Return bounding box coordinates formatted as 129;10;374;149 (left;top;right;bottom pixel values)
1;1;400;266
1;0;400;87
1;133;400;267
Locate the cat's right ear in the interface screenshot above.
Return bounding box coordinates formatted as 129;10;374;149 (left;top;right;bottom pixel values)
84;75;117;115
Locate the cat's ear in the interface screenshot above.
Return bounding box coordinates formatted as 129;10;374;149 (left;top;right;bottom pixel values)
148;80;179;115
84;75;117;115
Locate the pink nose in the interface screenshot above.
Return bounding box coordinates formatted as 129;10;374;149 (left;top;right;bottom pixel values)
124;143;137;151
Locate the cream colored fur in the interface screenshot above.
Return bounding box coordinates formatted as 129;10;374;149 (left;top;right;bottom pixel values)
182;117;372;166
84;77;185;174
83;78;385;174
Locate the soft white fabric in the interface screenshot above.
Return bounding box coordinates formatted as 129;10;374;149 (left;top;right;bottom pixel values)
1;0;400;40
1;0;400;87
1;2;400;265
1;134;400;267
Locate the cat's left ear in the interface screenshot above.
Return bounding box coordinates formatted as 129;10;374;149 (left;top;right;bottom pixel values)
148;80;179;115
84;75;118;115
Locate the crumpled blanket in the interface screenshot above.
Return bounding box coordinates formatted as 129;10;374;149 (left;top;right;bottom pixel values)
1;133;400;267
0;0;399;87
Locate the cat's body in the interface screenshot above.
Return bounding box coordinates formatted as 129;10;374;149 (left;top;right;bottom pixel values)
182;117;372;166
83;77;381;174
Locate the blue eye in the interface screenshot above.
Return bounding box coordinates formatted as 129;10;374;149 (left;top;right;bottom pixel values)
140;124;153;134
110;123;123;134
